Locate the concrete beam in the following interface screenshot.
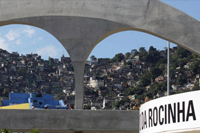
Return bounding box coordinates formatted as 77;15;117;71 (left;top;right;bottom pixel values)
0;0;200;57
0;110;139;133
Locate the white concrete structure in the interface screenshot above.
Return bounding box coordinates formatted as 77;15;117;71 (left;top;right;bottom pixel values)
140;91;200;133
88;77;104;90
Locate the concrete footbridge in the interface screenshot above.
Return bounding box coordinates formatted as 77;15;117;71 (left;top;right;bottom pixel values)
0;0;200;132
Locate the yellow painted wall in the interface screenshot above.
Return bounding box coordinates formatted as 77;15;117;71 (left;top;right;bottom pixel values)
0;103;30;109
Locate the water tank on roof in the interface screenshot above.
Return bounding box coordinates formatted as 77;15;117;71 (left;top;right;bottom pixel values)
30;93;36;98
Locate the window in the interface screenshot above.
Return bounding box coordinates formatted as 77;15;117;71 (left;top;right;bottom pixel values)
33;100;37;103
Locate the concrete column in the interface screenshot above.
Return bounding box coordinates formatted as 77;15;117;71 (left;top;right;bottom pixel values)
73;61;85;110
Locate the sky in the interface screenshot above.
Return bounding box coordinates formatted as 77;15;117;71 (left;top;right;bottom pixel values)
0;0;200;60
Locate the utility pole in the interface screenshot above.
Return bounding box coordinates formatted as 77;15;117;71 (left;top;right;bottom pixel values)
167;41;170;96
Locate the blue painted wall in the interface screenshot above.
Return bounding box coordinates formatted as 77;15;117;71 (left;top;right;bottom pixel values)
2;92;68;109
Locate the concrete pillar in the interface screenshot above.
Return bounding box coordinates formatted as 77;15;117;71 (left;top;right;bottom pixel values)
73;61;85;110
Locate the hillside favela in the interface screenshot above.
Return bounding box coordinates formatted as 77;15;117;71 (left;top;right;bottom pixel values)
0;46;199;110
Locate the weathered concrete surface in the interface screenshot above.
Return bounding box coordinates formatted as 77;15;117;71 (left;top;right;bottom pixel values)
0;0;200;57
0;110;139;133
0;0;200;110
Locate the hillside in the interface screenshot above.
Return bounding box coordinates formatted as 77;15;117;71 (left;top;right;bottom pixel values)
0;46;200;110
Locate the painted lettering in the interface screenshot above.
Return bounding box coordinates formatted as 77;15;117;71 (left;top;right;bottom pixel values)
186;100;196;121
178;101;185;122
159;105;164;125
168;103;176;123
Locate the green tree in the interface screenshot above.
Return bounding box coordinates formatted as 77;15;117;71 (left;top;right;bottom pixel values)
193;81;200;90
190;61;200;74
176;75;187;85
145;89;157;99
139;72;152;87
139;47;148;62
190;53;200;61
124;87;145;96
136;94;145;101
155;58;167;70
150;67;162;80
147;46;161;64
112;53;125;62
113;97;130;108
125;52;131;59
90;55;96;61
177;58;188;67
170;46;192;68
131;49;139;56
30;129;41;133
150;81;167;94
176;47;191;58
139;47;147;54
121;96;130;103
1;129;12;133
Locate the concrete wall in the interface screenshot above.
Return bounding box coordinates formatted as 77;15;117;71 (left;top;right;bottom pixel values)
0;110;139;133
0;0;199;58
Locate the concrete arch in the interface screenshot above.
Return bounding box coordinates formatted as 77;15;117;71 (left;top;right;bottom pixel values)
0;0;200;60
0;17;129;110
0;0;200;110
1;16;128;62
